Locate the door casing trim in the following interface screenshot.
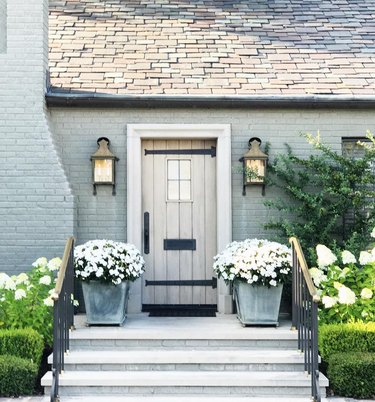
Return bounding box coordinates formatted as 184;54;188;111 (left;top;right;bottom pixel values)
127;124;232;314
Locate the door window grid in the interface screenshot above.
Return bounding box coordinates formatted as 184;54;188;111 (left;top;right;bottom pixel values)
167;159;192;201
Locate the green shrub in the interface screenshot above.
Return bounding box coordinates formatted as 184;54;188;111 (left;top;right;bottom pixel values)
0;355;38;397
0;328;44;366
263;132;375;264
0;257;62;345
319;322;375;362
328;352;375;399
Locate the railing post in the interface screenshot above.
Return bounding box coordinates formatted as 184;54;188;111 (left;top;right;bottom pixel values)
50;237;75;402
289;237;321;402
292;249;297;329
312;301;321;402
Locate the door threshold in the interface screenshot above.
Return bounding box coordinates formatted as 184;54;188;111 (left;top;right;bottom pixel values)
142;304;217;317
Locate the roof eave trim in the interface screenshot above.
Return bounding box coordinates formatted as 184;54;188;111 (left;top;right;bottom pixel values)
45;92;375;109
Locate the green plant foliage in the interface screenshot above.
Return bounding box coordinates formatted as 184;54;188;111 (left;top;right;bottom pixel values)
0;355;38;397
0;257;61;346
310;243;375;323
327;352;375;399
319;322;375;362
265;132;375;263
0;328;44;366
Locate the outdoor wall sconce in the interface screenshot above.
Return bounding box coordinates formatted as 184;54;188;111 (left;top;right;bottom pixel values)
239;137;268;196
91;137;119;195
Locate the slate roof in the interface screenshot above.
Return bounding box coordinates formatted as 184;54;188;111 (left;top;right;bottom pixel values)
49;0;375;96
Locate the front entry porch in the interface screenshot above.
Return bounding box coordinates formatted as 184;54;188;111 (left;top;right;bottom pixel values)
42;313;328;400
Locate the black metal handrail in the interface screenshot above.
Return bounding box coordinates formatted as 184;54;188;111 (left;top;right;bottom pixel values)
50;236;75;402
290;237;321;402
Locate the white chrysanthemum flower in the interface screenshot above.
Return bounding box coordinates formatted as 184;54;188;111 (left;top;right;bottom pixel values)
361;288;373;300
316;245;337;268
32;257;48;268
338;286;356;305
359;251;373;266
341;250;356;264
39;275;52;286
322;295;337;308
371;227;375;238
213;239;291;286
14;289;26;300
43;297;54;307
74;240;145;284
362;311;369;318
48;257;62;271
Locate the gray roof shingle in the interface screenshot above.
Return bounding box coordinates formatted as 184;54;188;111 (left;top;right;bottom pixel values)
49;0;375;96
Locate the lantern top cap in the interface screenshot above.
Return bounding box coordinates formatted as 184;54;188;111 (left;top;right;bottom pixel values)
243;137;268;159
91;137;116;159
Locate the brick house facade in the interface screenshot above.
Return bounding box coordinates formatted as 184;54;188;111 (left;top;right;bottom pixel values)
1;0;375;313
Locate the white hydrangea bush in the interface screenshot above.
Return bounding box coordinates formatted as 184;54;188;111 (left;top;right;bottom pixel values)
213;239;292;287
74;240;145;285
0;257;62;345
310;232;375;323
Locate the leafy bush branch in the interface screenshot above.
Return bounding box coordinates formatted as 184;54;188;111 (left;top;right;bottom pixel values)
265;131;375;262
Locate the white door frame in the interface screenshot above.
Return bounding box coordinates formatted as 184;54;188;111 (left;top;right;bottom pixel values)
127;124;232;314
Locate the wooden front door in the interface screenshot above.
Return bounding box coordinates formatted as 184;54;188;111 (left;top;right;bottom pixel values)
141;139;217;306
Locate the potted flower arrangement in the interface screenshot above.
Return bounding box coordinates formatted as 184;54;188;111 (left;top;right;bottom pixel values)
74;239;145;325
213;239;292;326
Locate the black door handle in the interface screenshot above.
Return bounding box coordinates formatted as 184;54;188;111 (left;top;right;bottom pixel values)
144;212;150;254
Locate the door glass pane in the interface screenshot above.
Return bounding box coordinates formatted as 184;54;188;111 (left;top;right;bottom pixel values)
167;160;179;180
168;181;179;200
166;159;192;201
180;160;191;180
180;181;191;200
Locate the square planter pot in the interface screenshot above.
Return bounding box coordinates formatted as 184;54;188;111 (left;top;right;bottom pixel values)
82;281;130;325
233;280;283;326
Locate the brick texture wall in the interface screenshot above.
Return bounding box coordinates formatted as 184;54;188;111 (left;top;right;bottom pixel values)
0;0;6;53
0;0;74;274
49;107;375;246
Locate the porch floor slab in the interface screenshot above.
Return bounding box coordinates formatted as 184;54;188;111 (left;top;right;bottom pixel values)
72;313;296;340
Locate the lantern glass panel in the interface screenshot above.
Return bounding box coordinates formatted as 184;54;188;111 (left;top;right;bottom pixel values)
94;159;113;183
245;159;265;183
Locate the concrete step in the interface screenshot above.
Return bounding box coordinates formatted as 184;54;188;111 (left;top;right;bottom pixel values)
52;350;305;371
42;370;329;397
56;397;323;402
70;327;298;351
71;338;298;350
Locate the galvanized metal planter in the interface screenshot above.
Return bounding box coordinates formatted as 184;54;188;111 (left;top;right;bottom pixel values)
233;281;283;326
82;280;130;325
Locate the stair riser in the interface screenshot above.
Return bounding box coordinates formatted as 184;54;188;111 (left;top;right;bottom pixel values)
44;386;326;397
65;363;305;372
70;339;298;350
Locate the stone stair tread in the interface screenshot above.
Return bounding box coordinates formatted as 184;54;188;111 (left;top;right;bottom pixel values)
70;329;297;341
57;397;316;402
71;314;296;341
52;349;304;364
42;370;329;387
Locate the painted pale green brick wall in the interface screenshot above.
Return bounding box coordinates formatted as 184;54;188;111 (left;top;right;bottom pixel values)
48;107;375;246
0;0;6;53
0;0;74;274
